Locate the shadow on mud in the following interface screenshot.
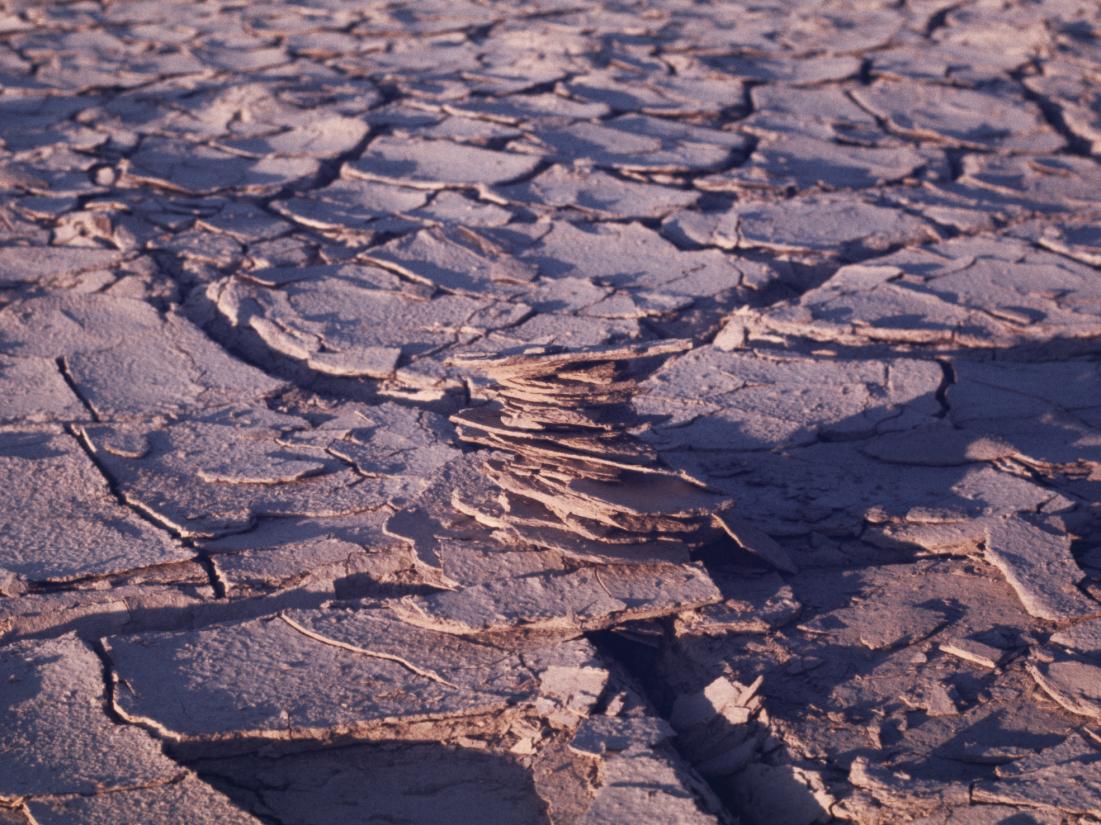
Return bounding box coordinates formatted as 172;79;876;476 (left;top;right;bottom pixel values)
191;740;550;825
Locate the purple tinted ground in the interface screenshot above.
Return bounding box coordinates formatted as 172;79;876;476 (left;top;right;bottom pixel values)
1;1;1100;823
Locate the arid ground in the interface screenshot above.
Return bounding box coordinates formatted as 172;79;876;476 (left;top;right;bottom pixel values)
1;1;1100;823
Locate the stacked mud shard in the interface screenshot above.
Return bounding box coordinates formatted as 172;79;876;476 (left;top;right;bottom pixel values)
450;340;748;566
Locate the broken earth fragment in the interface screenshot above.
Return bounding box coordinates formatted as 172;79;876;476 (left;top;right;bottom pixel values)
25;776;263;825
0;428;190;583
346;135;541;190
450;340;783;569
983;516;1099;622
104;606;606;755
393;561;723;635
1;633;255;823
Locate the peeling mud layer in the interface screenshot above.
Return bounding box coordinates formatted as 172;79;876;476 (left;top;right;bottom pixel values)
1;1;1101;823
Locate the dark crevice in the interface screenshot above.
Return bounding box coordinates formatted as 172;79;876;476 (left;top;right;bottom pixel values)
192;770;289;825
63;423;228;600
91;638;129;726
66;423;187;542
588;628;742;824
1016;78;1096;158
856;56;874;85
55;356;100;421
933;357;956;419
197;555;228;599
296;127;377;195
943;147;967;182
922;4;959;38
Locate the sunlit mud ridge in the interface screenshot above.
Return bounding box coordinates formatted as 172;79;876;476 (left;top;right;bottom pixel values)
2;0;1101;823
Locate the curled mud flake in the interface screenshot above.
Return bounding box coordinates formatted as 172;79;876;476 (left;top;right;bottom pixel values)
448;341;765;566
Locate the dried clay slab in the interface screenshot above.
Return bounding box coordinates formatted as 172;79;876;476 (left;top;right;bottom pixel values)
451;338;693;379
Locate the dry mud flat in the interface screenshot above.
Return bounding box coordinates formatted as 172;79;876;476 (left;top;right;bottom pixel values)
2;0;1101;822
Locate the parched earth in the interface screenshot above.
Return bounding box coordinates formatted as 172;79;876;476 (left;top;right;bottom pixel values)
2;1;1101;823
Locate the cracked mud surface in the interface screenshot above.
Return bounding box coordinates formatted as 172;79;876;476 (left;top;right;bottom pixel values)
2;1;1100;823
